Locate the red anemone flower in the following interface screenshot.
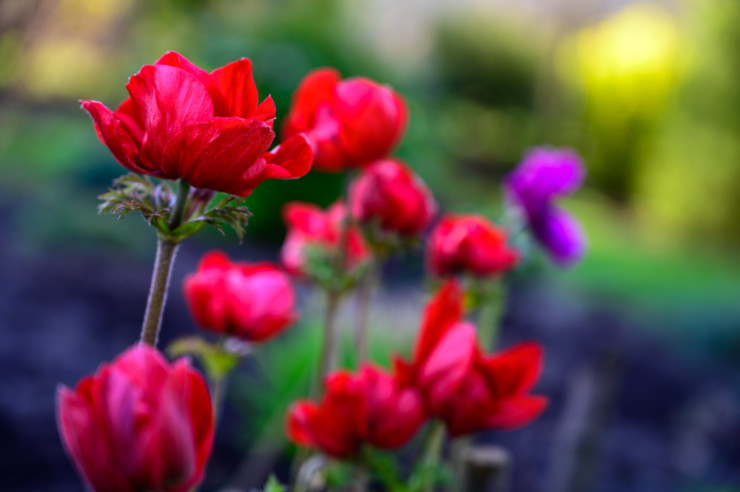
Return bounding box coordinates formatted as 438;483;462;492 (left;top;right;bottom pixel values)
287;364;426;457
394;281;547;437
349;158;437;237
57;344;214;492
426;214;519;278
184;251;298;343
280;201;370;277
81;51;312;197
282;68;407;172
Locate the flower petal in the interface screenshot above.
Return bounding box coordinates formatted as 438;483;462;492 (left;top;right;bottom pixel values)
419;322;477;411
532;207;586;266
481;342;544;397
485;395;548;429
282;68;340;138
81;100;150;175
126;64;214;173
155;51;229;116
413;280;465;365
262;134;313;180
210;58;262;118
163;117;274;196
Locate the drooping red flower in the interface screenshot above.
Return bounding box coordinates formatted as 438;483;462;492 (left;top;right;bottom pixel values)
286;364;426;457
349;158;437;237
426;214;519;278
280;201;370;277
183;251;298;343
57;344;214;492
394;281;547;437
282;68;408;172
81;51;312;197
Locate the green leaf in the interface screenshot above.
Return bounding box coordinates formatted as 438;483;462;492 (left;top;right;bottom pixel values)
263;475;286;492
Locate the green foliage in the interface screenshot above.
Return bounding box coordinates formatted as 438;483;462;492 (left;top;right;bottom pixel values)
262;475;286;492
98;175;252;242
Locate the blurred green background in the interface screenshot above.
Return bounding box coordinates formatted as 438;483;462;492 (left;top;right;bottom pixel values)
4;0;740;311
2;0;740;490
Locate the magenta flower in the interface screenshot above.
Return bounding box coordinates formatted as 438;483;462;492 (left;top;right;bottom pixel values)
505;147;586;266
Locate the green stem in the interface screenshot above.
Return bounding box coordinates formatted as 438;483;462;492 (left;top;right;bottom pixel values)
420;422;447;492
354;259;379;364
477;281;507;351
317;290;343;395
449;436;472;491
140;239;179;346
139;180;190;346
169;180;191;230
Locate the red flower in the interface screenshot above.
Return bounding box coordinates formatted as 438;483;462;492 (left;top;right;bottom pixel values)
287;364;426;457
183;251;298;343
349;158;437;237
81;51;312;197
394;281;547;437
426;214;519;277
280;201;370;277
57;345;214;492
282;68;408;172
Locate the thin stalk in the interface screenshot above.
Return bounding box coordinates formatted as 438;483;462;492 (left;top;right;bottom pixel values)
449;436;472;491
317;290;342;394
477;281;507;351
209;374;227;424
420;421;447;492
139;240;179;346
139;180;190;346
354;259;379;364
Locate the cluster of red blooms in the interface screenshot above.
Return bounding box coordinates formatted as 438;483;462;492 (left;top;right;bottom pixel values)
56;49;570;492
287;281;546;457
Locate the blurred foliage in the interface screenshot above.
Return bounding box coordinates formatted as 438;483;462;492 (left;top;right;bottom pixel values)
557;3;685;200
1;0;740;348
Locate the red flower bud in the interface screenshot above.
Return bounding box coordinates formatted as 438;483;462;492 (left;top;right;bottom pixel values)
282;68;408;172
287;364;426;457
426;214;519;278
280;201;370;277
395;281;547;437
57;345;214;492
81;51;312;197
349;159;437;237
183;251;298;343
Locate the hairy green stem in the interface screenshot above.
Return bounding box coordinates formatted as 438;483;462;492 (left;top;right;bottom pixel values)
139;240;179;346
139;180;190;346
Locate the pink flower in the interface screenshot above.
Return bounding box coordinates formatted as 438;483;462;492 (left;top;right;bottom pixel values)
184;251;298;343
82;51;312;197
282;68;407;172
57;345;214;492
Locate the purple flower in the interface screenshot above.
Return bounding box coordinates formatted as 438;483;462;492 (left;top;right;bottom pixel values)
505;147;586;266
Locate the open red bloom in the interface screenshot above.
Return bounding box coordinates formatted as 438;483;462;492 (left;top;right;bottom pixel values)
282;68;408;172
57;345;214;492
287;364;426;457
394;281;547;437
280;201;370;277
81;51;312;197
349;158;437;237
426;214;519;278
183;251;298;343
